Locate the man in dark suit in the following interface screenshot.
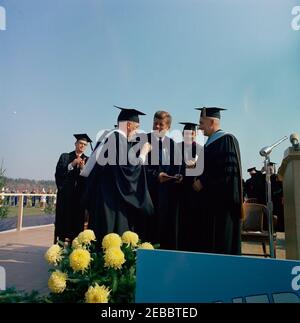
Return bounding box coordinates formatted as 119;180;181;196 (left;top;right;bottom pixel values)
54;133;92;243
145;111;182;250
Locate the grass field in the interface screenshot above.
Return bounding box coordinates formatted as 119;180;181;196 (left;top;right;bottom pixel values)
6;207;48;217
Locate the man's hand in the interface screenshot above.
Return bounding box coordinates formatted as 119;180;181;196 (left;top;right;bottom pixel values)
174;174;183;184
193;179;203;192
185;160;196;168
71;156;82;168
141;142;152;156
79;157;86;170
158;172;172;183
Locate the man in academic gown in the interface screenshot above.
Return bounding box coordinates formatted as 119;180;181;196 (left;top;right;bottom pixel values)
244;167;266;204
145;111;182;250
245;167;258;201
81;106;153;243
193;107;243;255
54;133;92;242
254;169;267;205
176;122;204;252
81;125;119;223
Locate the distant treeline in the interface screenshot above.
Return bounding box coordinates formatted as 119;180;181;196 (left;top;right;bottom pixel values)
3;177;56;193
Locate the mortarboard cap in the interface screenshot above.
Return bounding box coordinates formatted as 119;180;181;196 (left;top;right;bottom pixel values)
179;122;199;131
73;133;92;143
195;107;226;119
247;167;257;173
115;105;146;123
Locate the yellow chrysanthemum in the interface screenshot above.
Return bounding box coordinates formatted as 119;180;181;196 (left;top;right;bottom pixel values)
44;244;63;266
102;233;122;250
138;242;154;250
48;271;67;294
104;247;125;270
85;283;110;303
121;231;139;247
72;237;82;249
69;248;91;272
77;229;96;245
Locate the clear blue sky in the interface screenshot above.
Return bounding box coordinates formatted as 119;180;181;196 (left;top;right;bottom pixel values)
0;0;299;180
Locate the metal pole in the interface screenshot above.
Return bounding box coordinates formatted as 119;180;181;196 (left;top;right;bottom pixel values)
259;136;288;258
265;157;275;258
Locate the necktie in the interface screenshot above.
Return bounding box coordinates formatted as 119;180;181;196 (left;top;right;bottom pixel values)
159;138;163;165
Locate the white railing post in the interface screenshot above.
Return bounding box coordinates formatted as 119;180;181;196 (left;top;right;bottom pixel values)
0;193;56;231
17;195;24;231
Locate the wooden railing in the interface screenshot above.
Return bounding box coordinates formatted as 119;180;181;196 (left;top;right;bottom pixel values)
0;193;56;231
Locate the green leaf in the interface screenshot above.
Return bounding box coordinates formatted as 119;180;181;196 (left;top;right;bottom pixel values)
68;278;87;283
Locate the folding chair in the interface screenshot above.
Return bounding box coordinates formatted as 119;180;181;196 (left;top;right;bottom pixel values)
242;203;277;257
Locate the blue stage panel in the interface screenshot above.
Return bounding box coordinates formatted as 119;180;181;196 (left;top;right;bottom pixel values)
136;249;300;303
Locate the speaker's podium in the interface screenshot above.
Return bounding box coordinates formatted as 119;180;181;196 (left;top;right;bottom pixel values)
278;143;300;260
136;249;300;303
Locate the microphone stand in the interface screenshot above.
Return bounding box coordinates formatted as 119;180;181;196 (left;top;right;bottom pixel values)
260;136;288;258
264;155;275;258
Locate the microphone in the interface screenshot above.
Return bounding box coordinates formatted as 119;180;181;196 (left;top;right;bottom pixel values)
259;136;288;157
290;133;300;150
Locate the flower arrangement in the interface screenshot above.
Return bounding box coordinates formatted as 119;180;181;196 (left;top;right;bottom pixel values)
44;229;155;303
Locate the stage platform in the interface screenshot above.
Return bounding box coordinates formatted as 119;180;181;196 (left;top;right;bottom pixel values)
0;225;286;293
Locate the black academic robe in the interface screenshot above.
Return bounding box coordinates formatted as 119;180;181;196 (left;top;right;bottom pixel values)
55;151;88;242
84;131;154;243
145;133;181;250
198;132;243;255
81;129;112;222
245;176;257;200
177;142;205;252
254;171;267;204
